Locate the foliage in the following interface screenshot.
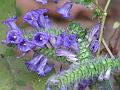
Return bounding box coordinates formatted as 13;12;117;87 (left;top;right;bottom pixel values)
1;0;120;90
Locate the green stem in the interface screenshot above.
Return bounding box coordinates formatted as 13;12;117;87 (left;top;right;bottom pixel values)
102;38;114;58
93;0;104;12
97;0;111;57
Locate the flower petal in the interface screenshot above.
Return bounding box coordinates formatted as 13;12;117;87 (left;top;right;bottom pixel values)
56;2;73;18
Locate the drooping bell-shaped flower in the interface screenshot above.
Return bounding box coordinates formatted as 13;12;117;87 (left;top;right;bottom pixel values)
25;54;44;71
17;39;35;52
6;30;22;44
63;34;79;51
23;10;40;29
35;57;48;76
36;63;54;76
54;32;66;48
56;49;76;57
25;54;53;76
63;34;76;47
32;32;49;47
23;9;51;29
56;2;73;19
2;16;19;30
87;23;100;42
35;0;47;4
56;49;78;62
89;40;99;53
38;14;52;28
55;32;79;52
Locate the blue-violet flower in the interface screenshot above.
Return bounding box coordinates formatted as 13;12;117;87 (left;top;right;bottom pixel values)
23;9;50;29
25;54;53;76
54;32;66;48
89;40;99;53
17;39;35;52
25;54;44;72
87;23;100;42
56;2;73;19
6;30;22;44
32;32;49;47
35;0;47;4
38;14;52;28
23;10;40;29
2;16;19;30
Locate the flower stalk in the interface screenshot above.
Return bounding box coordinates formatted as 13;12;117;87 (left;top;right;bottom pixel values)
97;0;111;57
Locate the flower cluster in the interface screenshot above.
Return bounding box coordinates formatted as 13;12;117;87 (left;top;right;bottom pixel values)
2;7;79;76
2;0;103;90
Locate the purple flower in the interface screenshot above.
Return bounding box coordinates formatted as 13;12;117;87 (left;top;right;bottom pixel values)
37;64;53;76
17;39;35;52
35;0;47;4
23;10;40;29
87;23;100;42
44;64;53;74
89;40;99;53
32;32;49;47
25;54;53;76
25;54;44;71
35;57;48;76
52;0;59;3
56;49;76;57
63;34;76;47
56;49;78;62
6;30;22;44
2;16;19;30
38;14;52;28
56;2;73;19
23;9;50;29
55;32;79;52
78;80;90;90
63;34;79;51
35;8;48;14
54;32;66;48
